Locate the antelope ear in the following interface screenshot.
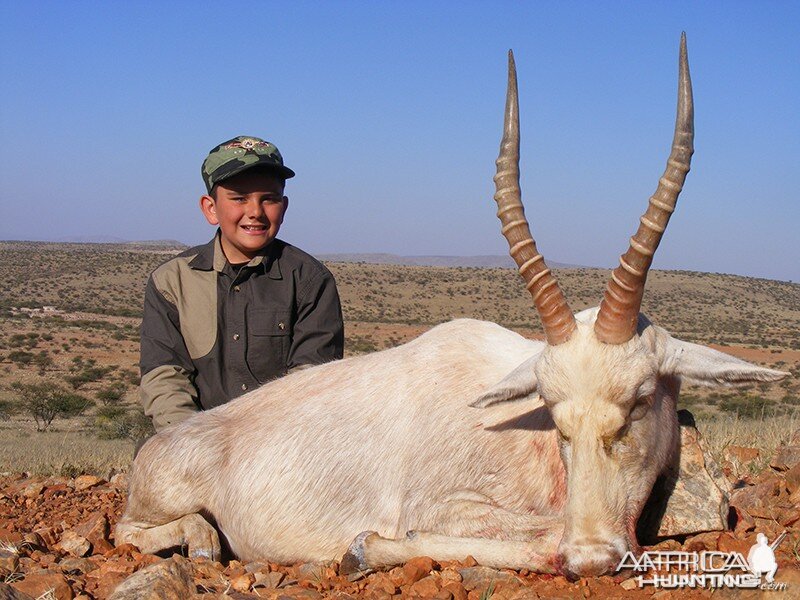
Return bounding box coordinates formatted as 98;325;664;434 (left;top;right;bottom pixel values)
469;354;540;408
662;338;789;387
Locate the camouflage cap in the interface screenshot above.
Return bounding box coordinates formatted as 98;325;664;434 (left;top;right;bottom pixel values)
201;136;295;193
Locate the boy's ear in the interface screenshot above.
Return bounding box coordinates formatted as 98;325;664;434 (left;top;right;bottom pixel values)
200;195;219;226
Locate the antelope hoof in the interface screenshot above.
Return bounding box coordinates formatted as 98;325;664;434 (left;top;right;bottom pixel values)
181;514;222;562
341;530;377;576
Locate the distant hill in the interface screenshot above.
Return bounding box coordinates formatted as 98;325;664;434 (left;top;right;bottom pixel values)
52;236;188;248
317;253;581;269
53;235;130;244
0;238;188;251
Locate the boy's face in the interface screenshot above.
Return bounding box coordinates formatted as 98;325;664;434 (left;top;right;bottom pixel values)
200;170;288;264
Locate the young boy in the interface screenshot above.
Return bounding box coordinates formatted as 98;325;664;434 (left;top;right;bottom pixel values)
139;136;344;432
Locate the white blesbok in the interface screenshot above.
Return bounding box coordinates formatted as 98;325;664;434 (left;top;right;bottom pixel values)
116;35;787;578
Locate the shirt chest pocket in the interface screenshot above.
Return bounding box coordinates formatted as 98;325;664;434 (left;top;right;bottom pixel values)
246;309;291;383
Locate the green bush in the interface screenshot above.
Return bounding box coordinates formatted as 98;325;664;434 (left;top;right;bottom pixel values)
11;381;95;432
65;365;113;390
93;406;154;441
8;350;34;365
95;382;127;405
718;395;776;419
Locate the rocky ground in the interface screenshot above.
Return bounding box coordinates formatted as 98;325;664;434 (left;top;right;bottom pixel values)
0;439;798;600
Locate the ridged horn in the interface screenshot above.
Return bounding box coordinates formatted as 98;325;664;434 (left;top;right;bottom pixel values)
494;50;576;346
594;33;694;345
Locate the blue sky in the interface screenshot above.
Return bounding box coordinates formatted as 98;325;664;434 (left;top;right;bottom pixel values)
1;1;798;281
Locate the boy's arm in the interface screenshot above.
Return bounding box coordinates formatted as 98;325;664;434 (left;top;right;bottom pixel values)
139;276;200;431
287;269;344;372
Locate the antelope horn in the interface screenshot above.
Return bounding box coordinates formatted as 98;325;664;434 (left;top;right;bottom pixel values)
594;33;694;344
494;50;576;346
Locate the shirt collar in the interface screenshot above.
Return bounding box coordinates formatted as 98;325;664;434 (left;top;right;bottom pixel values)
188;230;282;279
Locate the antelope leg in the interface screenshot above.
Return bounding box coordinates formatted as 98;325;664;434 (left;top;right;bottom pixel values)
342;529;560;574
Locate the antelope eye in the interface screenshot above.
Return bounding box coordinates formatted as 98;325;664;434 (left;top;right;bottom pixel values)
630;396;652;421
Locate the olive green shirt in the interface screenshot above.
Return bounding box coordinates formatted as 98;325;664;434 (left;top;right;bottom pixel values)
139;233;344;431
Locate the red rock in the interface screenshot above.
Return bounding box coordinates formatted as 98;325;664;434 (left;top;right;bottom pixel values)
771;446;800;471
443;582;468;600
223;559;248;581
58;557;98;575
21;482;44;499
462;556;478;567
72;475;104;492
724;445;760;464
93;571;129;599
0;582;35;599
103;543;139;558
11;571;73;600
38;553;57;568
790;486;800;507
730;480;781;519
55;530;91;557
402;556;437;585
295;560;331;581
369;572;397;594
729;505;756;535
752;517;783;539
440;568;462;583
0;549;20;573
33;527;58;548
0;528;23;543
684;531;721;552
22;532;45;550
781;506;800;526
253;570;285;589
91;558;137;579
717;532;755;556
459;567;521;591
108;555;194;599
387;566;406;587
784;463;800;494
244;560;270;574
43;484;71;500
73;512;113;554
230;572;255;592
649;538;681;551
409;574;441;596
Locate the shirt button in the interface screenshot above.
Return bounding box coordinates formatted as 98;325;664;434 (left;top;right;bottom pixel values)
233;333;240;341
241;383;248;391
234;285;241;292
278;322;285;330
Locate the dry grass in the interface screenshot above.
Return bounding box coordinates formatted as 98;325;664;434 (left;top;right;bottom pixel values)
698;410;800;476
0;241;797;476
0;424;133;477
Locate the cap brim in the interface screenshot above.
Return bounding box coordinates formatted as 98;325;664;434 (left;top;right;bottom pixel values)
209;161;295;192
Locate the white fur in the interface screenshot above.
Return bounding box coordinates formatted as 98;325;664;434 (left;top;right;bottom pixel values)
116;309;787;576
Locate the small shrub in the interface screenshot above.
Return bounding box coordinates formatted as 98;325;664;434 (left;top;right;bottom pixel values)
95;382;127;405
11;381;95;432
65;365;113;390
93;406;154;441
8;350;34;365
